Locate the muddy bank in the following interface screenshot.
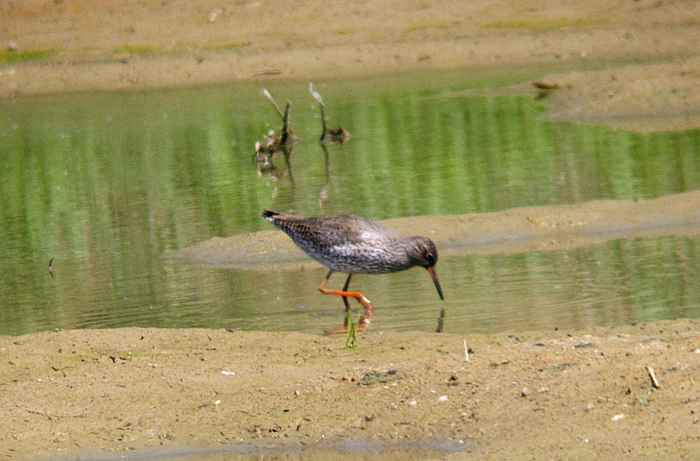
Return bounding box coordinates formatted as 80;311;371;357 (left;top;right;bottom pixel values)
2;0;700;131
2;193;699;460
2;321;699;460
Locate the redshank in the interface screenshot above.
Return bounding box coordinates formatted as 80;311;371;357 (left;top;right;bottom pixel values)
262;210;444;325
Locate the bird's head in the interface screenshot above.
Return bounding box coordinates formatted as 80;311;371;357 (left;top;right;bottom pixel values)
408;237;444;301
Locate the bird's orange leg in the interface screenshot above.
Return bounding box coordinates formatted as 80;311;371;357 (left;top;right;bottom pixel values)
318;271;373;311
319;271;373;335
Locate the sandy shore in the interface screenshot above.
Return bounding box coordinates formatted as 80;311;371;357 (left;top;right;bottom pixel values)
2;1;700;459
3;321;700;460
3;0;700;131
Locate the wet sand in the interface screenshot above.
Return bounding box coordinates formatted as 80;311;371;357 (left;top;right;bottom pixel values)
2;1;700;459
3;322;700;460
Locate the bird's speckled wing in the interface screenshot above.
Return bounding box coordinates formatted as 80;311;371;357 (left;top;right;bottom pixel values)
267;213;400;248
264;212;410;273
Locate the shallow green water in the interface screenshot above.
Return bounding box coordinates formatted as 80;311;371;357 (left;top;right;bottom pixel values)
1;70;699;336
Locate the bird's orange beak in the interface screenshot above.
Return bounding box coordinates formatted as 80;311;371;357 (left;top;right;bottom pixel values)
427;266;444;300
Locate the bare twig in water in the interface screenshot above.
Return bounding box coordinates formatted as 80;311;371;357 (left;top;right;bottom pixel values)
262;89;286;120
309;83;350;144
254;90;297;164
533;81;560;99
532;81;560;90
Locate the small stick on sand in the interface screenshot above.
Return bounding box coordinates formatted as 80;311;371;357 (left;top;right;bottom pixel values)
646;366;660;389
464;339;469;362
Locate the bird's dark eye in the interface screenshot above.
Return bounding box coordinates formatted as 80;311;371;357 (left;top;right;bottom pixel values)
425;252;436;265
